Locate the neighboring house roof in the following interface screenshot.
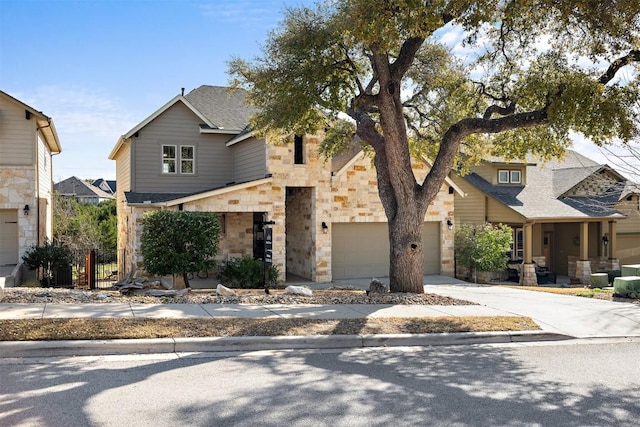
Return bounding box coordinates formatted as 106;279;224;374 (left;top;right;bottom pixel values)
54;176;115;201
109;86;256;159
461;150;628;220
92;178;116;194
0;90;62;154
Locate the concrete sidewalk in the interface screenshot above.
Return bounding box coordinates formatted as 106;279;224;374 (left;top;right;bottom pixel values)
1;274;639;357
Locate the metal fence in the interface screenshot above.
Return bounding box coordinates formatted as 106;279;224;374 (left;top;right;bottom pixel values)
69;247;118;289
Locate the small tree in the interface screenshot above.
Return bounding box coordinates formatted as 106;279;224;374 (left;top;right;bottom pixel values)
22;239;73;287
141;211;220;288
455;223;512;283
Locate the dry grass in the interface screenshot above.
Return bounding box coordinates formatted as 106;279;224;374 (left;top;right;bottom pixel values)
0;316;539;341
501;285;614;298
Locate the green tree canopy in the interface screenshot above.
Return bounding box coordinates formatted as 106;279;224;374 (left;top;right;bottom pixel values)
230;0;640;293
141;211;220;288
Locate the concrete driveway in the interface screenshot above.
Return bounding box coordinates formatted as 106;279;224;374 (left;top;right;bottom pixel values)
317;274;640;338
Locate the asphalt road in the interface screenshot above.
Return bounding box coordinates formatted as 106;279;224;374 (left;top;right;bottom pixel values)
1;339;639;427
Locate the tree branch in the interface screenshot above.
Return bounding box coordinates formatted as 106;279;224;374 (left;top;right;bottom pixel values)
599;50;640;85
390;37;425;81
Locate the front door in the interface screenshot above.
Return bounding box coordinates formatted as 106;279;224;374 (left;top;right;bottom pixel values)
0;209;19;265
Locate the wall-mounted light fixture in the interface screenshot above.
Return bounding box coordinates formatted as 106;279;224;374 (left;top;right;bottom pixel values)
602;235;609;246
446;219;453;230
321;221;328;234
23;204;30;216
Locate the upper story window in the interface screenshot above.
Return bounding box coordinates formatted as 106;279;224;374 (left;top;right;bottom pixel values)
162;145;176;173
294;135;304;164
498;169;522;184
162;144;195;174
181;146;194;174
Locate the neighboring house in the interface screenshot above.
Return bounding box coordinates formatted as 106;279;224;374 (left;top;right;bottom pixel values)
92;178;116;195
109;85;461;283
450;150;640;285
0;90;62;266
54;176;115;204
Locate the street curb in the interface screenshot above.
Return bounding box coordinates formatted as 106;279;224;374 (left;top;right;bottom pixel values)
0;330;572;358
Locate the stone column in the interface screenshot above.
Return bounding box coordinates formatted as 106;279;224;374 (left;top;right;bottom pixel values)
575;222;591;285
520;262;538;286
519;224;537;286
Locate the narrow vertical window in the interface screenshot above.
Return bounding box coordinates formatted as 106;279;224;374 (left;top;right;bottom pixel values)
294;135;304;164
514;228;524;259
498;170;509;183
181;145;194;174
162;145;176;174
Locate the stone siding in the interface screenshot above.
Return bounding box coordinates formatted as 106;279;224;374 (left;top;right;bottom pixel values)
0;167;38;260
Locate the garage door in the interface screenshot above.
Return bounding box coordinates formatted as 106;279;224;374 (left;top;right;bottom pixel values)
332;222;440;280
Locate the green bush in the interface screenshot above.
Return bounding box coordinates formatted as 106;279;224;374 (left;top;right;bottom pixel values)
613;277;640;299
219;256;279;288
21;240;72;287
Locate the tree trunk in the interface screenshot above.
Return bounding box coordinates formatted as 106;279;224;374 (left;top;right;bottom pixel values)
388;210;425;294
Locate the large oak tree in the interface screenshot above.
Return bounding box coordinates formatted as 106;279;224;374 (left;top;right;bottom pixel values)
230;0;640;293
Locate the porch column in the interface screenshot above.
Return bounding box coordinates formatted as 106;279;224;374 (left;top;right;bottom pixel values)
607;221;620;271
520;223;537;286
576;221;592;285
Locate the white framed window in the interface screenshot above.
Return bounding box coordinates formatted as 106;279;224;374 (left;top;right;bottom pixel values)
180;145;194;174
498;169;522;184
162;145;176;174
513;228;524;260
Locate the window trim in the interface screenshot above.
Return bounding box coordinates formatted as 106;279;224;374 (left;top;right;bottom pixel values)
180;145;195;174
498;168;522;184
162;144;177;174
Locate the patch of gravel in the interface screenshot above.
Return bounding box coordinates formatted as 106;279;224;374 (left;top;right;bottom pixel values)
1;287;476;306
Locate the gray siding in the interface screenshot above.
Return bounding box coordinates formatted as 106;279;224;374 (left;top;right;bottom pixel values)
132;102;233;193
232;138;267;183
0;97;35;165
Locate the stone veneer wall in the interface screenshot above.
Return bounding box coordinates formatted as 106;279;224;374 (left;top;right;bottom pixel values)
120;135;456;283
330;154;455;277
0;167;38;261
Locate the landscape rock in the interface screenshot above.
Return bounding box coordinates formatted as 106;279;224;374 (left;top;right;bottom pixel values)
216;284;236;296
369;278;389;294
285;285;313;297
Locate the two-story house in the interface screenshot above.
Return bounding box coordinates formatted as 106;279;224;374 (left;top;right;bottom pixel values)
450;151;640;285
109;85;460;284
0;90;61;269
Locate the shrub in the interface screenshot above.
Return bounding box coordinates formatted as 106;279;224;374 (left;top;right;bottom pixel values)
21;240;73;287
613;277;640;299
219;256;279;288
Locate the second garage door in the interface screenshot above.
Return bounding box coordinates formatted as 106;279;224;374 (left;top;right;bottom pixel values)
331;222;440;280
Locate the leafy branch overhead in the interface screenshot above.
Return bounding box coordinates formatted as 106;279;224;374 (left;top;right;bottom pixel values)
229;0;640;293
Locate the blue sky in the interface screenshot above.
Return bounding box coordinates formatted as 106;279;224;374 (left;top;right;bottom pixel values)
0;0;313;181
1;0;635;182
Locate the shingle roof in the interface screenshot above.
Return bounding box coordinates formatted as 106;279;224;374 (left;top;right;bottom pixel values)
185;85;257;131
55;176;115;200
461;150;626;220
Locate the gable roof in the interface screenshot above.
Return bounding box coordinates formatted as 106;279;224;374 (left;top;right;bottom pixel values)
54;176;115;200
185;85;257;132
460;150;628;221
0;90;62;154
109;86;256;159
